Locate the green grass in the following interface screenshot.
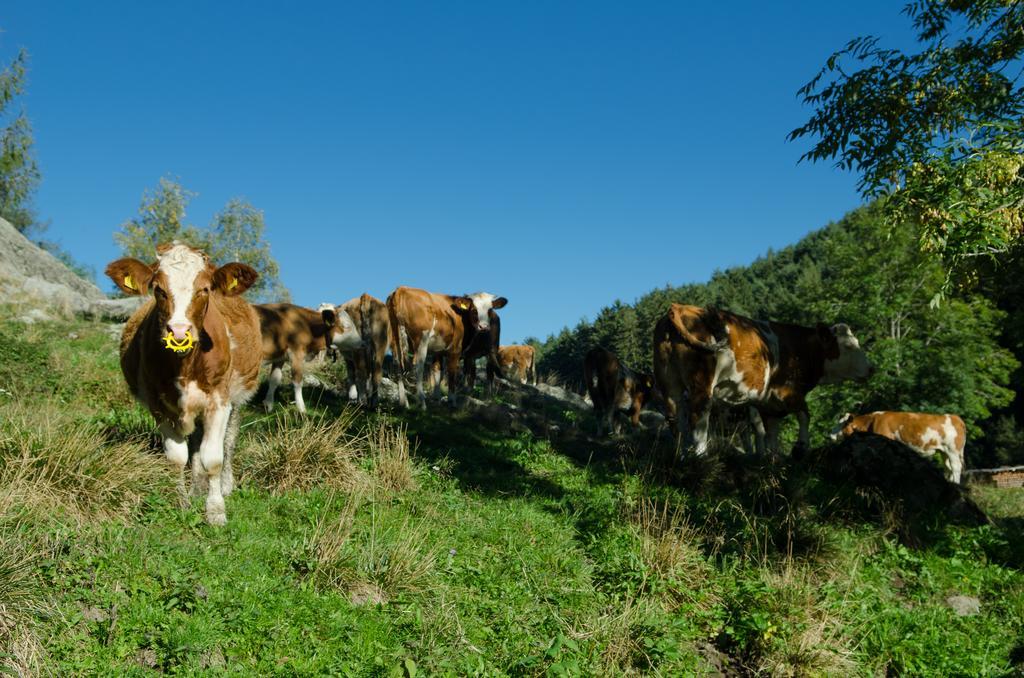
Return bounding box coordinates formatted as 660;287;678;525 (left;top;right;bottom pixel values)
2;308;1024;675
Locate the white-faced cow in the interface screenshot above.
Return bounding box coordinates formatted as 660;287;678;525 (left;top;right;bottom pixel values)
255;303;331;414
461;307;505;392
319;293;390;406
584;346;660;437
105;243;261;526
830;411;966;484
386;286;507;408
499;345;537;385
653;304;873;457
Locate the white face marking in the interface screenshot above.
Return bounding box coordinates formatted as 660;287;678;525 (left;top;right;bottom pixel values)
158;244;207;332
822;326;872;384
331;309;362;351
469;292;496;330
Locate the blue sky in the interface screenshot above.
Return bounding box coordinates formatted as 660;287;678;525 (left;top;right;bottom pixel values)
3;2;916;343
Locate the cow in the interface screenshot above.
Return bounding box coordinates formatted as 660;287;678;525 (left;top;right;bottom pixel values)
255;303;331;414
105;242;261;526
319;293;390;406
584;347;660;437
499;345;537;385
830;411;966;484
461;307;505;392
386;286;507;408
653;304;873;457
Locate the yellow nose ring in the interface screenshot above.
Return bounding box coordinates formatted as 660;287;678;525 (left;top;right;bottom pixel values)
163;331;196;354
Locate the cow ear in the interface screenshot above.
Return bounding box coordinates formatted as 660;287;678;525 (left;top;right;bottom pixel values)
491;296;508;309
452;297;473;313
213;263;258;296
105;258;154;296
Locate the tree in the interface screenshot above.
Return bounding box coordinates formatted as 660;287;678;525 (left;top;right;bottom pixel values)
789;1;1024;273
115;178;289;302
0;46;40;233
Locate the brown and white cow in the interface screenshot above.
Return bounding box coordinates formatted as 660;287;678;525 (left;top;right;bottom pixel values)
105;243;261;526
319;293;390;406
461;307;505;392
499;345;537;385
256;303;331;414
653;304;873;457
386;286;507;408
584;346;660;437
830;411;966;484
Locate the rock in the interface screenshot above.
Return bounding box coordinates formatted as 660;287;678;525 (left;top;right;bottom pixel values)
946;595;981;617
18;308;52;324
0;216;144;320
79;604;109;623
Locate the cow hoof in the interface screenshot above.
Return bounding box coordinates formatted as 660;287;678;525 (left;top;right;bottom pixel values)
205;501;227;526
263;401;274;414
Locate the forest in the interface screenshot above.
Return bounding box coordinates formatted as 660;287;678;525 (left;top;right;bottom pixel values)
535;204;1024;468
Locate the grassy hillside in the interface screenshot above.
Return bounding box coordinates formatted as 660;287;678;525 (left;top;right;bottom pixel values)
2;308;1024;676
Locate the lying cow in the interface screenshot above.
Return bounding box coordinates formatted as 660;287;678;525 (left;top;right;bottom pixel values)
584;347;660;437
830;411;966;484
319;293;390;406
106;242;261;526
386;286;507;408
653;304;873;457
256;303;332;414
499;345;537;385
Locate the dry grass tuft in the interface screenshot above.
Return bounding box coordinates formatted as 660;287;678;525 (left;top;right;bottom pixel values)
0;402;167;523
629;496;719;613
0;530;45;676
368;421;417;494
306;492;438;604
240;409;371;494
754;567;856;677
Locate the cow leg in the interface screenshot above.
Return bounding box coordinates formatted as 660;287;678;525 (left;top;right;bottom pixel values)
198;403;232;526
221;404;241;496
290;350;307;415
763;416;782;455
689;394;713;457
351;353;369;405
748;407;767;456
412;334;431;408
263;361;284;413
446;350;461;408
945;447;963;484
430;358;443;399
464;356;476;392
160;423;190;509
793;409;810;455
344;357;359;401
370;348;384;407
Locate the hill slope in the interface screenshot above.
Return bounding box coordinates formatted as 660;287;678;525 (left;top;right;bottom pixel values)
2;308;1023;675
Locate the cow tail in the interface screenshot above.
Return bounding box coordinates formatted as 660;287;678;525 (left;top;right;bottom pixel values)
386;293;406;375
360;294;374;379
669;305;729;352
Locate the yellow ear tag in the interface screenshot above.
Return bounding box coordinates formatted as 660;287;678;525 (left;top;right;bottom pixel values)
124;275;136;291
163;330;196;354
227;277;238;291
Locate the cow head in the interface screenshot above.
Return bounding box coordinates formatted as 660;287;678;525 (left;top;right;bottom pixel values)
452;293;507;333
829;412;855;441
819;323;874;385
106;242;257;353
318;303;362;351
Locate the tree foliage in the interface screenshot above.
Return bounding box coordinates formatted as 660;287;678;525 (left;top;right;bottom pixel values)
115;178;289;302
0;46;40;233
537;205;1020;464
789;1;1024;271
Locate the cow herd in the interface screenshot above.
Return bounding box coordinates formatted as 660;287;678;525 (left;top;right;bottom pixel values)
105;243;967;526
